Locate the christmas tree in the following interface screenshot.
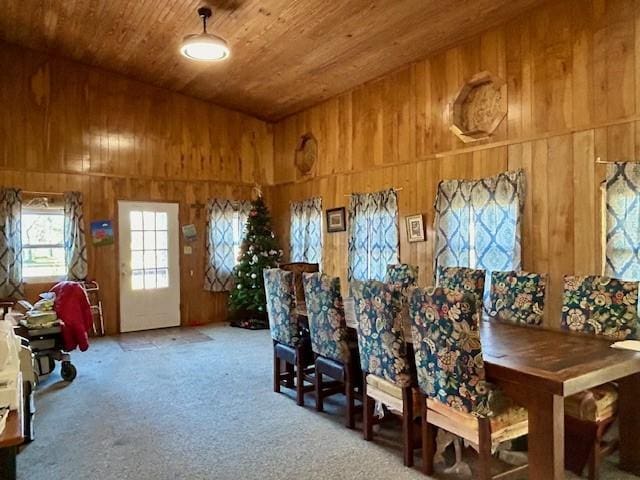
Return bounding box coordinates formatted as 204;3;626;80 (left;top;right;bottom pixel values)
228;195;283;329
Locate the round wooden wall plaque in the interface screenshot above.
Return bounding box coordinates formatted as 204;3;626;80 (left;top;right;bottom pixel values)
295;133;317;175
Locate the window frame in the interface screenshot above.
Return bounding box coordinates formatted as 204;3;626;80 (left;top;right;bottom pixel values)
21;205;67;283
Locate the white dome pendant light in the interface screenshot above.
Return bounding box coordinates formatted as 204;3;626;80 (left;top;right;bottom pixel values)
180;7;230;61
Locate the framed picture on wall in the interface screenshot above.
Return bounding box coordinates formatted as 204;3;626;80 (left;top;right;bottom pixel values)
405;214;425;243
326;207;346;233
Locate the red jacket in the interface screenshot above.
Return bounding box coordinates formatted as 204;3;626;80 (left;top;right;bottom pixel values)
50;282;92;352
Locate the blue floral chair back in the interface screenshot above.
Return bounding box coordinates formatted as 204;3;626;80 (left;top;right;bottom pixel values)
302;272;351;363
437;266;486;313
351;280;413;387
386;264;419;294
409;286;491;416
263;268;300;347
561;275;639;340
489;270;547;326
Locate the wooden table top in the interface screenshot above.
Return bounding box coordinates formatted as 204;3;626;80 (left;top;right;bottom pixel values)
296;300;640;397
0;409;23;449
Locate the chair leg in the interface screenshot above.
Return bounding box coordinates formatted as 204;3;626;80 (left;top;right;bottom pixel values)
421;396;435;476
363;373;374;441
296;350;305;407
402;386;414;467
345;370;355;429
273;349;281;393
588;441;601;480
478;416;492;480
315;364;324;412
285;362;294;388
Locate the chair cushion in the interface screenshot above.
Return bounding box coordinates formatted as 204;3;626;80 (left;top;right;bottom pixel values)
564;384;618;422
426;396;528;449
365;374;420;414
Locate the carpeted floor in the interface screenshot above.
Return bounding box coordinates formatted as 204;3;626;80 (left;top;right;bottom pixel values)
16;325;639;480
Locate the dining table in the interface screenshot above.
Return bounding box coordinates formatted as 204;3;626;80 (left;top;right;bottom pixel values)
296;297;640;480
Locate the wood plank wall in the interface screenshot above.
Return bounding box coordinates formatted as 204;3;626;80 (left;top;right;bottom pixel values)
266;0;640;327
0;42;273;334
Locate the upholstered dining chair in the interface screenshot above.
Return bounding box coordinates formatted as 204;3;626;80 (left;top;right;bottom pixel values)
302;272;361;428
561;275;639;480
386;264;419;293
264;268;314;406
489;270;547;326
352;279;418;467
408;286;529;479
436;266;486;316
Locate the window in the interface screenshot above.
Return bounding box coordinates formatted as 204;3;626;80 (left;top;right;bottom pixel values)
129;210;169;290
22;206;66;280
604;163;640;280
290;197;322;264
433;170;524;303
231;210;246;263
347;189;399;281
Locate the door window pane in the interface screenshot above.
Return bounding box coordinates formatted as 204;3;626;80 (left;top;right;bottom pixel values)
130;211;143;230
144;231;156;250
157;250;168;268
144;269;157;289
157;269;169;288
143;211;155;230
131;270;144;290
131;251;144;270
131;231;144;251
156;231;168;250
143;250;156;269
156;212;167;230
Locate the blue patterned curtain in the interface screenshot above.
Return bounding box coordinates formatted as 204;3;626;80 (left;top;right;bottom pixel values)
347;189;399;282
0;188;23;298
64;191;88;281
605;163;640;280
289;197;323;264
434;170;525;295
204;199;252;292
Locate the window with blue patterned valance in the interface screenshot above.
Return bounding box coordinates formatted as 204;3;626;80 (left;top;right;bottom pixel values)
433;170;525;302
347;189;399;282
289;197;323;264
605;163;640;281
204;198;252;292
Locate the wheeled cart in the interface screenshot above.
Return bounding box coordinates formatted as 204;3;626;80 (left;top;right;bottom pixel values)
15;324;77;382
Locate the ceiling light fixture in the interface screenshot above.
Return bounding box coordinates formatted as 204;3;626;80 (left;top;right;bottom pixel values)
180;7;230;61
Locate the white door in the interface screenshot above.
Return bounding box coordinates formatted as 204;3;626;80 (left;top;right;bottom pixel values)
118;201;181;332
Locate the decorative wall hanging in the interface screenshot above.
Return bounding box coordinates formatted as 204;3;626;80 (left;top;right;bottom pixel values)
326;207;346;233
294;133;317;176
90;220;114;246
405;214;425;243
450;71;507;143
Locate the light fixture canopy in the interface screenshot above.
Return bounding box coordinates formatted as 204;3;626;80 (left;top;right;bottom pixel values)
180;7;230;61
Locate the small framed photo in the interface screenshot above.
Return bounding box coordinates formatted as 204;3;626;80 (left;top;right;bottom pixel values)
326;207;346;233
406;214;425;243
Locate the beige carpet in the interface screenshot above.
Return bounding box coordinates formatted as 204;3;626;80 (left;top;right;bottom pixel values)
16;325;639;479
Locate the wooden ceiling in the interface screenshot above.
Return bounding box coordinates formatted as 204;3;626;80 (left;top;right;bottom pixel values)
0;0;546;120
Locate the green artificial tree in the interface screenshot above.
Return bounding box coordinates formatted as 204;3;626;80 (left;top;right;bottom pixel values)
228;195;283;329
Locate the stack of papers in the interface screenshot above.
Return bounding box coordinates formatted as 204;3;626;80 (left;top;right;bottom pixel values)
610;340;640;351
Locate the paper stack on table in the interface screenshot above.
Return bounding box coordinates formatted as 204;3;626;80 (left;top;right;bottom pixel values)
610;340;640;351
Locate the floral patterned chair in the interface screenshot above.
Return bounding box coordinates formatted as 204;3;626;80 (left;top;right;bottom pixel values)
352;279;418;467
436;266;486;316
561;275;639;480
385;264;419;293
264;268;314;406
280;262;320;307
408;286;528;479
489;270;547;326
302;272;361;428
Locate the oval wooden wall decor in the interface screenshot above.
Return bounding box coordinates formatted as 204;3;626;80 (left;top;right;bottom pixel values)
295;133;317;175
450;71;507;143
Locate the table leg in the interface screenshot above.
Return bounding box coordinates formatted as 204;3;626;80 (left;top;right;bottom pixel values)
618;372;640;474
525;388;565;480
0;446;17;480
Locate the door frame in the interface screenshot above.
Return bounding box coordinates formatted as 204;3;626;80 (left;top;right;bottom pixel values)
116;199;182;333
